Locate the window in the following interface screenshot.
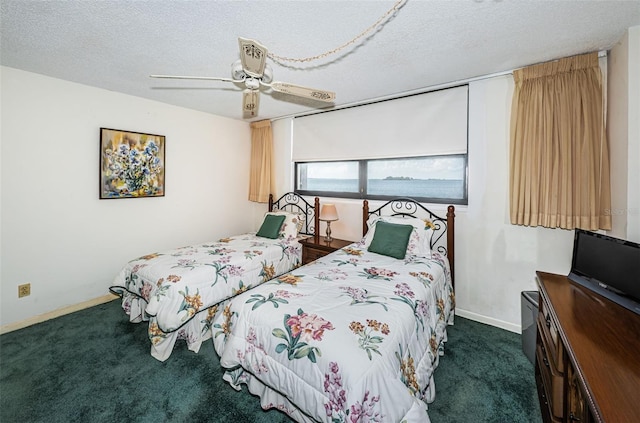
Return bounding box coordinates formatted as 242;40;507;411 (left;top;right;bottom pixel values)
291;85;469;204
295;154;467;204
297;161;359;194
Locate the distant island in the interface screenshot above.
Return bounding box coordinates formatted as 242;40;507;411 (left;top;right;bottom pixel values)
384;176;414;180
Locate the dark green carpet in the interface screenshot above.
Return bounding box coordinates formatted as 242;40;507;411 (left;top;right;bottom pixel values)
0;300;541;422
428;317;542;423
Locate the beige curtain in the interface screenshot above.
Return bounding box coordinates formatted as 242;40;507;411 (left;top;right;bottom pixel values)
248;120;275;203
510;52;611;230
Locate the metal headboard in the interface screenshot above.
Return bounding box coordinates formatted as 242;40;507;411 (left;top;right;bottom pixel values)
363;198;455;287
269;192;320;239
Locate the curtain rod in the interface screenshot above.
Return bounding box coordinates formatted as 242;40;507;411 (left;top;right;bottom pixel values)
272;50;608;122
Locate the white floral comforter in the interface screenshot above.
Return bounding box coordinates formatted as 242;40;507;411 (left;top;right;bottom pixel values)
111;234;302;361
211;243;455;423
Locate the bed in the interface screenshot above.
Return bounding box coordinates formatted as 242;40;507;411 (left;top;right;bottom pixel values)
210;198;455;422
109;192;319;361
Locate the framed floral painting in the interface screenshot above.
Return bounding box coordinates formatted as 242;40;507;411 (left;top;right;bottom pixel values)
100;128;165;199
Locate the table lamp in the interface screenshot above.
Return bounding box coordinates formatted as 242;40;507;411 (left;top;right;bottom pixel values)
319;204;339;242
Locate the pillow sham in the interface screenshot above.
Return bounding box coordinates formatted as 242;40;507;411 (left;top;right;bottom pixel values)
266;211;304;239
289;212;305;234
367;221;414;259
256;214;286;239
363;215;434;257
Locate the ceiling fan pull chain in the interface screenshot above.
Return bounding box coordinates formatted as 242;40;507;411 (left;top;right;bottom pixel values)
267;0;406;64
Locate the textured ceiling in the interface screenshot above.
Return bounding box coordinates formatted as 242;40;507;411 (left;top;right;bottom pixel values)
2;0;639;122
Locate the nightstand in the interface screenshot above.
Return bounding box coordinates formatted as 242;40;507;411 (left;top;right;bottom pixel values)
299;237;353;265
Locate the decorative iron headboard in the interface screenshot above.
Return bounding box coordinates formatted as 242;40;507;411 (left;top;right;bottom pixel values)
269;192;320;239
363;198;455;287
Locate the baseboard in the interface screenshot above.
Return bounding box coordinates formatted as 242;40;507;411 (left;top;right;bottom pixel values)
455;308;521;334
0;293;119;335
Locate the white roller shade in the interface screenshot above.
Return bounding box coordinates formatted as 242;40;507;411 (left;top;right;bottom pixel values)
293;85;468;162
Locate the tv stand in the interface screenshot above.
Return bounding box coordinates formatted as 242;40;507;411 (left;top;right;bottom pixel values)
535;271;640;422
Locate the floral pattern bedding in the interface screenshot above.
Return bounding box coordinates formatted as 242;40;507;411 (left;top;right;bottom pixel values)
110;234;302;361
210;242;455;423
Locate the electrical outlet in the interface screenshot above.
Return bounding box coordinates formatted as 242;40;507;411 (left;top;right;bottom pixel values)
18;283;31;298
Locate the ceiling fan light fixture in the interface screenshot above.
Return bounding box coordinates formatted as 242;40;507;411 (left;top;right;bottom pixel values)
261;64;273;84
151;37;335;119
231;60;245;80
242;89;260;117
238;37;268;78
244;78;260;90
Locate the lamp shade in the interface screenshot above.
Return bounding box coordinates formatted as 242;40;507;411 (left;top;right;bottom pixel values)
319;204;339;221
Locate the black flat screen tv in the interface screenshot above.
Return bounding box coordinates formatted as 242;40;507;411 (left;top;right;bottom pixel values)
568;229;640;315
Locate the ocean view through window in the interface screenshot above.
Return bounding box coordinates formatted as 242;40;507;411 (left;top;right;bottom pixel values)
295;155;467;204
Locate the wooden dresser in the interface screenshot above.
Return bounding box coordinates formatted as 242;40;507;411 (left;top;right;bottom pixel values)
535;271;640;423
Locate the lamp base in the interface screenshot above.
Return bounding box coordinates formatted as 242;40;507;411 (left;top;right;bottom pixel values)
324;221;333;242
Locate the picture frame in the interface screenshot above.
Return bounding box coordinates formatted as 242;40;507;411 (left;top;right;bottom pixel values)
100;128;165;199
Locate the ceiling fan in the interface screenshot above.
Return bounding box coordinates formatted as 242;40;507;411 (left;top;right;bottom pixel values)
150;37;336;118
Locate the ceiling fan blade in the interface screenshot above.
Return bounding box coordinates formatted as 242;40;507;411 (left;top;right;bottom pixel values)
269;81;336;103
238;37;267;78
150;74;237;83
242;89;260;117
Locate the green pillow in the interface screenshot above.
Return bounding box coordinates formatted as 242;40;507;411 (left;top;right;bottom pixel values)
256;214;286;239
368;221;414;259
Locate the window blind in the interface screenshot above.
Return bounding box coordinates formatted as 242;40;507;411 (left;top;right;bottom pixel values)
292;85;468;162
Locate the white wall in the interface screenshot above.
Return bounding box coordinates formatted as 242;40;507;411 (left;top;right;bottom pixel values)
607;26;640;243
460;76;574;331
630;26;640;242
630;26;640;243
608;30;630;239
0;67;258;327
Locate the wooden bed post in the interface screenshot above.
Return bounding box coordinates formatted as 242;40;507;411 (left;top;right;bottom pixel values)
447;205;455;289
268;194;274;212
362;200;369;236
314;197;320;243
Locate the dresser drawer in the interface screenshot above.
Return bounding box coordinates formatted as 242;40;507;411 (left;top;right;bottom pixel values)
538;300;564;373
535;363;563;423
567;361;594;423
536;340;565;420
